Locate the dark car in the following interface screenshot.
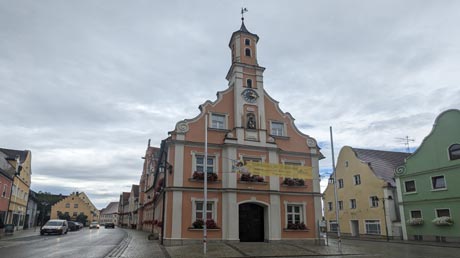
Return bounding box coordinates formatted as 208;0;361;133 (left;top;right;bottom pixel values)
105;222;115;229
67;221;80;231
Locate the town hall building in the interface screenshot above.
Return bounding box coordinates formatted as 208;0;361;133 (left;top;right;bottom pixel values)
150;19;324;245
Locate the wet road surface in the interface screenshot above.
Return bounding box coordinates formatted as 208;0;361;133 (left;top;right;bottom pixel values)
0;227;126;258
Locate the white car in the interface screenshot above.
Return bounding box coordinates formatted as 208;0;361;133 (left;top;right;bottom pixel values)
40;219;69;235
89;222;100;229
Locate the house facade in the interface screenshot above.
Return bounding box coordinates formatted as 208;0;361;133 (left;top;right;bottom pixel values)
323;146;409;239
0;148;32;230
151;20;323;246
139;141;160;232
128;184;139;229
118;192;130;227
395;109;460;242
100;202;119;225
0;167;14;225
50;192;99;224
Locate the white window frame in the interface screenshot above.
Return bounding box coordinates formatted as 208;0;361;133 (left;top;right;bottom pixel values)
338;179;344;188
448;144;460;160
435;208;451;218
191;151;220;175
329;220;338;232
65;203;70;208
431;175;447;190
338;201;343;210
191;197;218;223
353;175;361;185
410;210;422;219
364;220;381;235
245;47;251;57
210;113;227;130
270;121;285;136
74;203;78;208
244;38;251;46
284;201;307;227
404;180;417;193
369;196;379;208
350;199;357;209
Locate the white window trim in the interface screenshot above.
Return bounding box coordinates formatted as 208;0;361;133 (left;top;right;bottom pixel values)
338;179;344;188
353;175;361;185
404;179;417;194
338;201;343;210
191;151;220;175
448;143;460;161
284;201;307;227
369;196;379;208
329;220;338;232
245;47;251;57
430;174;447;191
410;210;423;219
269;121;286;137
244;38;251;46
209;112;228;130
350;199;357;209
191;197;218;223
281;159;305;166
364;219;381;235
434;208;451;218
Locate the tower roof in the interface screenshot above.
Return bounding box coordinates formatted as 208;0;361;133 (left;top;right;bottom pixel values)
229;21;259;47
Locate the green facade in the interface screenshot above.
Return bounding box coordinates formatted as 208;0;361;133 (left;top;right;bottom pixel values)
395;109;460;241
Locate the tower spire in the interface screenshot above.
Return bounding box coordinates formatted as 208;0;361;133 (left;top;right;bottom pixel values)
241;7;248;22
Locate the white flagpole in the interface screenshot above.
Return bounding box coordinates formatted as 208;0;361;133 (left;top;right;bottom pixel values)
203;114;208;255
330;126;342;252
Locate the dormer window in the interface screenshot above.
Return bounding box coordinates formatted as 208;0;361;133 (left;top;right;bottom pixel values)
448;144;460;160
245;48;251;57
246;79;252;88
245;38;251;46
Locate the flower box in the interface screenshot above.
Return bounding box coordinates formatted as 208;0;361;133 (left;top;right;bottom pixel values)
191;219;219;229
192;171;218;181
240;173;264;182
432;216;454;226
286;222;308;230
282;178;305;186
407;218;424;226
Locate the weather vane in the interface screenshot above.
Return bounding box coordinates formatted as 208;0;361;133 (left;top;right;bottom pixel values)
241;7;248;21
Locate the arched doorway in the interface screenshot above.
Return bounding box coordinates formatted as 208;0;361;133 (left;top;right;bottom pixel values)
239;203;264;242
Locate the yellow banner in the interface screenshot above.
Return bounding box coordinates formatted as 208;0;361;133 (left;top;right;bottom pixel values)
244;162;312;179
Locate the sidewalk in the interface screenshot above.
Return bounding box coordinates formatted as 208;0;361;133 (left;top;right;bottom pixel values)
0;227;41;240
112;229;168;258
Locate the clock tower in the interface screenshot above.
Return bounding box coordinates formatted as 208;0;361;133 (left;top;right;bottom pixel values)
226;18;267;142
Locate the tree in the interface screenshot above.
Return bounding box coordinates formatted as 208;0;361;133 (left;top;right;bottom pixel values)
57;211;71;221
76;213;88;226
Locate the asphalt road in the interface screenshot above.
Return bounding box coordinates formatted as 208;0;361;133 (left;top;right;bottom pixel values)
0;227;126;258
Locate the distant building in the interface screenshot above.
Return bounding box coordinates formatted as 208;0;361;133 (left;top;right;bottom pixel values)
0;148;32;231
0;165;14;225
25;190;39;229
396;109;460;242
323;146;409;239
128;184;139;229
138;141;160;232
100;202;119;225
118;192;130;227
50;192;99;225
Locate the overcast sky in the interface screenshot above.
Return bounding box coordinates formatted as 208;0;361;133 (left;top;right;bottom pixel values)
1;0;459;209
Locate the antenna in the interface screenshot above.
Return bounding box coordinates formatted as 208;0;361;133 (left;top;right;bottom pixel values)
241;7;248;21
395;136;415;153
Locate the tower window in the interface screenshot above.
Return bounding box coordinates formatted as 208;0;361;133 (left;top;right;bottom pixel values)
245;38;250;46
245;48;251;57
246;79;252;88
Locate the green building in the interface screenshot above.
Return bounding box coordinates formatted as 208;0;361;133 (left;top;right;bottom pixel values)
395;109;460;242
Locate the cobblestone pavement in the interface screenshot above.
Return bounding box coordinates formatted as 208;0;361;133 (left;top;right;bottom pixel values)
116;229;168;258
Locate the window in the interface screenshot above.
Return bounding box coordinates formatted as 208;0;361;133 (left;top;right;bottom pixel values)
338;201;343;210
245;48;251;57
271;122;284;136
370;196;379;208
436;209;450;217
74;204;78;208
328;202;333;211
245;38;250;46
448;144;460;160
338;179;344;188
192;199;217;222
350;199;357;209
2;184;7;198
73;212;78;217
246;79;252;88
365;220;381;235
431;175;446;190
65;203;70;208
410;210;422;219
345;161;349;167
405;180;416;193
211;114;226;129
195;155;215;173
329;220;338;232
287;204;303;224
353;175;361;185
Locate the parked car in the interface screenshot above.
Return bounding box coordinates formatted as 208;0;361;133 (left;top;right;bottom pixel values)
67;221;80;231
74;222;84;229
40;219;68;235
105;222;115;229
89;221;100;229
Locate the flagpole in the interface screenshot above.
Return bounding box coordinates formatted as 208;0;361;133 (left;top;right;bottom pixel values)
330;126;341;252
203;114;208;255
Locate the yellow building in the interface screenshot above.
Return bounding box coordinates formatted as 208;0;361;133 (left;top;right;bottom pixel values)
323;146;409;239
0;148;32;230
50;192;99;225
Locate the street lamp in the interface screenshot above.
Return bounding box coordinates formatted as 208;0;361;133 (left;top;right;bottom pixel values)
376;195;393;241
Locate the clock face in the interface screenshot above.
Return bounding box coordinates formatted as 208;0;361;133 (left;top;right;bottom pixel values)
242;89;258;103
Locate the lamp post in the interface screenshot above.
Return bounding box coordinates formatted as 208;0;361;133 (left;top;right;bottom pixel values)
377;196;393;241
